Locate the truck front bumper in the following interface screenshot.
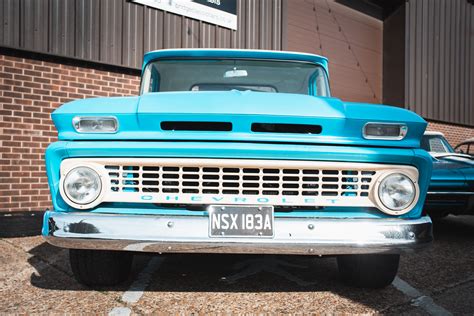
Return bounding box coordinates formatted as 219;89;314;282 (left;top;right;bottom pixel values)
43;211;433;255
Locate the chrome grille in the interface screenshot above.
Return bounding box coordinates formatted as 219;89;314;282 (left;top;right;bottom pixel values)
105;164;376;197
60;158;420;209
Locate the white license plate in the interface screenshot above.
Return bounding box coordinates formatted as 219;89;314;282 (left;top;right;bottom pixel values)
208;205;274;237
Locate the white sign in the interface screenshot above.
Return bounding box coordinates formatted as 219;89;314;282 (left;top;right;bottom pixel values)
133;0;237;30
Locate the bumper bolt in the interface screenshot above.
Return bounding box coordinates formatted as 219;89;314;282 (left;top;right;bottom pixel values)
167;221;174;228
408;231;415;239
308;224;314;230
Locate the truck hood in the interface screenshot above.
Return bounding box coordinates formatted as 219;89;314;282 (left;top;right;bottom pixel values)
52;91;427;148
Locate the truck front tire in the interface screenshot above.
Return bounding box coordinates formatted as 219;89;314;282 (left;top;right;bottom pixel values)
337;254;400;288
69;249;133;287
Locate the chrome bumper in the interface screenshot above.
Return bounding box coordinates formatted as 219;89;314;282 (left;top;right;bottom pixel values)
43;211;433;255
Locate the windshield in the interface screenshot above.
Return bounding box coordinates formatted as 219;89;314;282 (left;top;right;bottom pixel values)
421;135;454;153
140;59;330;96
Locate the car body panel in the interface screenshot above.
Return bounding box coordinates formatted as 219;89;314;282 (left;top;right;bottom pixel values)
52;92;426;148
422;133;474;215
142;49;330;73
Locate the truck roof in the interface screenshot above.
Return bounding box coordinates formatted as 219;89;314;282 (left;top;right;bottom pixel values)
142;49;329;73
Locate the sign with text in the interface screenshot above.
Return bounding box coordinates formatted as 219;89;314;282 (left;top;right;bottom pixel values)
132;0;237;30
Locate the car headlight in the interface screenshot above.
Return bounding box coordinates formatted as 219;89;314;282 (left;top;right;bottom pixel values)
377;173;416;214
72;116;118;133
363;123;407;140
63;167;102;205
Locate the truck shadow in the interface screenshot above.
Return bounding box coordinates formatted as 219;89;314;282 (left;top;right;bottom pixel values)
26;215;474;309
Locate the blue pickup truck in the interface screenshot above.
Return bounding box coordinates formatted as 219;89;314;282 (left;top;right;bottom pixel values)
43;49;433;288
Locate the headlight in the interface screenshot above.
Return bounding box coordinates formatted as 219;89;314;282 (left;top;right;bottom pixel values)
377;173;416;214
72;116;118;133
363;123;407;140
63;167;102;205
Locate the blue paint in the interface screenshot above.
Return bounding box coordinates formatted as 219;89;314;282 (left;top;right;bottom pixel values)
51;92;426;148
141;49;329;73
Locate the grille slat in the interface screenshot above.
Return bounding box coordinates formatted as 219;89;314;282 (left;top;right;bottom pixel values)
105;164;376;198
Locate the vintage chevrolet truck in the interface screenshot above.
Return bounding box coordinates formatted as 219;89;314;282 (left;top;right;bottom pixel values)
43;49;433;288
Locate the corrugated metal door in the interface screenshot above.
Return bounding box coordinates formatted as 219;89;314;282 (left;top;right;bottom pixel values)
405;0;474;126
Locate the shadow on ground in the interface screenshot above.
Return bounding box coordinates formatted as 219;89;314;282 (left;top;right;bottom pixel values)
24;215;474;312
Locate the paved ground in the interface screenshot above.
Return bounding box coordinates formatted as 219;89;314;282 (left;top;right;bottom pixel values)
1;215;473;314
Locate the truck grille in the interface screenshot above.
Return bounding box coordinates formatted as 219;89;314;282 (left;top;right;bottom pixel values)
106;164;375;197
59;158;419;208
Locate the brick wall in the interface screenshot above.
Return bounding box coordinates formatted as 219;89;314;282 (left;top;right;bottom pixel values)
426;121;474;148
0;53;140;212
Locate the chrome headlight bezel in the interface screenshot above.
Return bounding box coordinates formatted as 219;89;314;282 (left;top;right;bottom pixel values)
72;116;118;133
363;122;408;140
59;164;106;209
373;171;419;215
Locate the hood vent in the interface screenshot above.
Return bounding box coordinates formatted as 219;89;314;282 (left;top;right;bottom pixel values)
252;123;322;135
161;121;232;131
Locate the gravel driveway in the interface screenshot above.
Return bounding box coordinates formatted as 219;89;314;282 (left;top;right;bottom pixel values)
1;215;473;314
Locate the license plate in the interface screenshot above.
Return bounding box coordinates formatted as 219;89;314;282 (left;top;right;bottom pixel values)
208;205;274;237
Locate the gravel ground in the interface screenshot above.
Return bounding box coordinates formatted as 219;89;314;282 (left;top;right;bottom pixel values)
0;215;473;314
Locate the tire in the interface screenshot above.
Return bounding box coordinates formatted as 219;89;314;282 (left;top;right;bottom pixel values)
429;212;449;221
337;254;400;288
69;249;133;287
0;211;44;238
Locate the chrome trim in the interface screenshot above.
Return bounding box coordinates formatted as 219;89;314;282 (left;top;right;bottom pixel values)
44;211;433;255
427;191;474;195
362;122;408;140
63;166;103;206
58;158;420;211
72;116;118;133
373;172;419;215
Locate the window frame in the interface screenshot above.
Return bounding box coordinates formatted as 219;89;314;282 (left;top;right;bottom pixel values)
140;57;331;97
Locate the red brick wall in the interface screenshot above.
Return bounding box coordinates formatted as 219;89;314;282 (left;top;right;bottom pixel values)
0;54;140;212
426;121;474;148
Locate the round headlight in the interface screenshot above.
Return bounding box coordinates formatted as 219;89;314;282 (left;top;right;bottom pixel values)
378;173;416;212
63;167;102;205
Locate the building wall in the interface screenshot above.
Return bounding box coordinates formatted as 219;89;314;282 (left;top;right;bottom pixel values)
0;53;140;212
0;0;283;69
0;0;285;213
405;0;474;127
287;0;383;103
426;121;474;148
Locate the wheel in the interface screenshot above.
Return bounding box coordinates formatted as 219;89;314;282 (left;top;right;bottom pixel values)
0;211;44;238
69;249;133;286
337;254;400;288
429;212;449;221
